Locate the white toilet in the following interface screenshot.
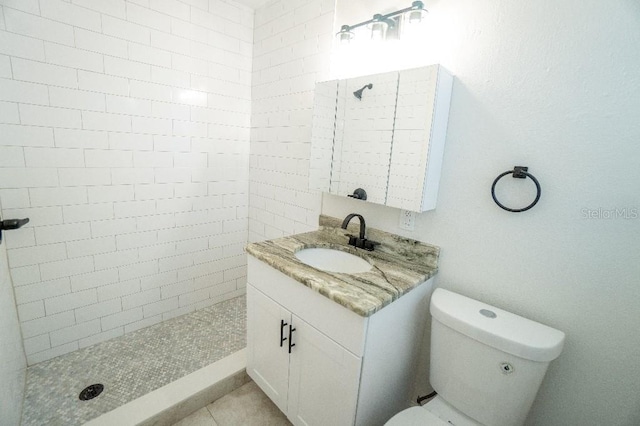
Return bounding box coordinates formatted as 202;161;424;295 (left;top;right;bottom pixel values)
386;288;565;426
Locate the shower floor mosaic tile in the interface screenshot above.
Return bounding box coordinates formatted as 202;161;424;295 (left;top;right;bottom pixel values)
21;295;246;426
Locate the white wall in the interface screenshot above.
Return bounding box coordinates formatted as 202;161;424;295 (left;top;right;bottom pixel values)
322;0;640;425
249;0;334;242
0;0;252;365
0;229;26;426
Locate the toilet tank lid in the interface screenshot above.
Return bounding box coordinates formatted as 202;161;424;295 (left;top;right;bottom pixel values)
430;288;565;362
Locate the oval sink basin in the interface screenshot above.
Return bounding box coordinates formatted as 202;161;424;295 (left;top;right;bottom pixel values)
294;248;372;274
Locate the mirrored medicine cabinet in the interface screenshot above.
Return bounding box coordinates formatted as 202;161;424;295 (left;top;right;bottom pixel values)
309;64;453;212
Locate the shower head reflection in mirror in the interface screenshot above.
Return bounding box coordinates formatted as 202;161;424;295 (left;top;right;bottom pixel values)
353;83;373;100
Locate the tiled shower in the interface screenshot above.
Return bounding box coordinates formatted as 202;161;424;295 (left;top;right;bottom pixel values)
0;0;332;423
0;0;254;423
21;296;246;425
1;0;253;365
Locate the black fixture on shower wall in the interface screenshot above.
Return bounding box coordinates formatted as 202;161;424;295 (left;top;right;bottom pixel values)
348;188;367;200
353;84;373;100
491;166;541;212
336;1;428;43
0;216;29;244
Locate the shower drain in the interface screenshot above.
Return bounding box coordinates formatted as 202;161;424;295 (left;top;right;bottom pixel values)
79;384;104;401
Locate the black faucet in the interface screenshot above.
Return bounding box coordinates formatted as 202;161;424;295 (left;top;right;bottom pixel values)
341;213;379;251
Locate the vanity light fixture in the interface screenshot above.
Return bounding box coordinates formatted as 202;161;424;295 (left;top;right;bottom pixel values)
336;1;427;43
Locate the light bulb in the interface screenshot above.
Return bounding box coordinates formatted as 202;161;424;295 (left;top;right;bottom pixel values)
336;25;354;44
368;15;389;41
407;9;425;24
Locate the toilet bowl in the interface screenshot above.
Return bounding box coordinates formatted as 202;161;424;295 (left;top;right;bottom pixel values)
385;406;447;426
386;396;479;426
384;288;565;426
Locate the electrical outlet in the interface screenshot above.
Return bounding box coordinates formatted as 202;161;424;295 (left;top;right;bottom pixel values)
399;209;416;231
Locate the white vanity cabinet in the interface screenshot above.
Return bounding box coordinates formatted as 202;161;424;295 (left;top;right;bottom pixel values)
246;256;433;426
248;286;361;425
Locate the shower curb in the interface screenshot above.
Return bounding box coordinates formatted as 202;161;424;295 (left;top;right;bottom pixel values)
83;349;248;426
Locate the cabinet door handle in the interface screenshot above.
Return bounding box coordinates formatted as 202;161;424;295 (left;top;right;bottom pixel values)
288;324;296;354
280;319;288;347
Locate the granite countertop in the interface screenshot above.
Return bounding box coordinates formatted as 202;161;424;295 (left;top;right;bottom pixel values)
246;215;440;317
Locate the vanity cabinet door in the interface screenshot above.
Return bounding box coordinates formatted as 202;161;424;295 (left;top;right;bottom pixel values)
330;71;399;204
386;66;453;211
287;314;361;426
246;285;291;414
309;80;339;192
247;281;362;426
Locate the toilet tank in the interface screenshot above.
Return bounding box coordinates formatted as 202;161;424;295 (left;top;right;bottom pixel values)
429;289;565;426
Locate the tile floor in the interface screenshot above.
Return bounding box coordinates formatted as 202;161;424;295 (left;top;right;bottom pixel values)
22;295;246;426
173;381;291;426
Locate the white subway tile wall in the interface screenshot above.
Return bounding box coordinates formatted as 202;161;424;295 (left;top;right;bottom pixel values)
248;0;333;242
0;0;253;364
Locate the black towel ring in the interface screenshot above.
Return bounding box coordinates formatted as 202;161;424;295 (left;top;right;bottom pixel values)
491;166;541;213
